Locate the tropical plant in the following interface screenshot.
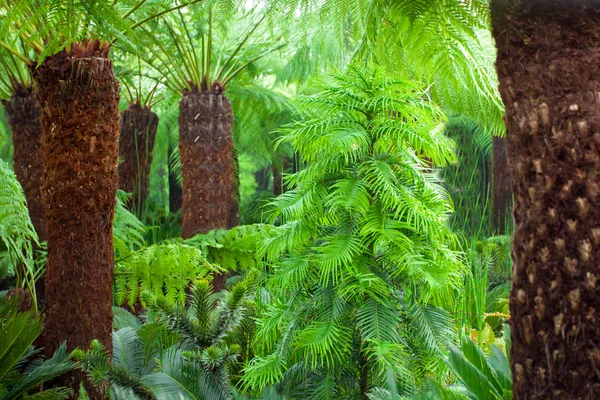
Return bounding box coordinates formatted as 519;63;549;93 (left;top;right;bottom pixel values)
114;242;220;309
136;3;285;254
0;159;40;309
0;295;75;399
184;223;277;279
443;334;511;400
264;0;503;136
79;273;257;399
0;3;202;395
242;66;462;398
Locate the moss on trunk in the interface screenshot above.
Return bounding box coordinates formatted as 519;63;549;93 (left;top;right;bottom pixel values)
492;1;600;397
33;40;119;399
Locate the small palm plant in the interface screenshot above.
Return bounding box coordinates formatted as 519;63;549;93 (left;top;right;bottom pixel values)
77;273;257;399
0;294;75;399
242;66;462;398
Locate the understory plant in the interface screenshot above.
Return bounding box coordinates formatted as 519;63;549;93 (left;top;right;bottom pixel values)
0;294;75;399
77;272;257;399
242;66;462;398
0;159;41;309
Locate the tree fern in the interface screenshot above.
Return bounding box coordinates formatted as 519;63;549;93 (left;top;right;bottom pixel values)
114;242;221;308
185;224;278;274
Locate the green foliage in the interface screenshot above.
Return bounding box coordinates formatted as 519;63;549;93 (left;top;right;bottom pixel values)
366;1;503;136
242;67;462;397
0;295;75;399
0;159;41;308
185;224;277;274
444;335;512;400
114;242;220;308
442;116;492;238
264;0;503;136
75;318;179;400
0;0;202;64
453;236;511;336
114;191;148;259
79;273;258;399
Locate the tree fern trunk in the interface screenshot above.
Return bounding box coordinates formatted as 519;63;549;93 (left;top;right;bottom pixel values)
179;86;234;291
2;85;46;241
33;40;119;399
491;1;600;397
118;103;158;218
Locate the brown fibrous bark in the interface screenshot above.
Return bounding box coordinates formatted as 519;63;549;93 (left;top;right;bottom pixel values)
118;103;158;216
179;83;235;238
179;83;235;292
2;85;46;241
492;2;600;398
32;40;119;399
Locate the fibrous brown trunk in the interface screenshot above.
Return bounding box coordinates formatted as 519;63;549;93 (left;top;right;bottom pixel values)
491;2;600;398
118;103;158;217
492;136;512;234
179;86;234;237
179;85;234;291
2;86;46;241
33;41;119;399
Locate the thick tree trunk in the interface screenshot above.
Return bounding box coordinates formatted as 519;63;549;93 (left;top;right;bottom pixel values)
33;41;119;399
179;87;234;237
491;2;600;398
492;136;512;234
2;86;46;241
118;103;158;217
179;86;234;291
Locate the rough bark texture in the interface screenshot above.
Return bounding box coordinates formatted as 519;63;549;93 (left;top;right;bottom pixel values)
118;103;158;216
492;136;512;234
179;85;234;238
491;1;600;398
33;41;119;399
179;84;234;292
2;86;46;241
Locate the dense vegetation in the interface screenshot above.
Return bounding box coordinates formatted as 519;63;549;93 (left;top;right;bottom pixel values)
0;0;598;399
